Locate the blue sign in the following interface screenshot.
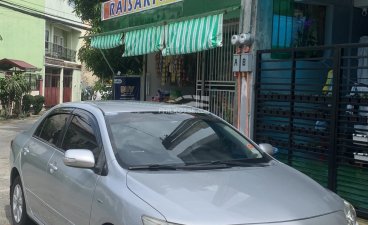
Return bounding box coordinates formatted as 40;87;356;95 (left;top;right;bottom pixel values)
114;76;141;100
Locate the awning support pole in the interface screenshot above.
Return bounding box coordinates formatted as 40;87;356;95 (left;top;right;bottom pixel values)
99;49;115;75
99;49;116;99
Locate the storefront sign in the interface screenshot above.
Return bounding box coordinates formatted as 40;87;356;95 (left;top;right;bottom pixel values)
102;0;183;21
114;76;141;100
114;79;123;84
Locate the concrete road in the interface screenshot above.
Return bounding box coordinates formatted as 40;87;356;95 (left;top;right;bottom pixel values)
0;117;38;225
0;116;367;225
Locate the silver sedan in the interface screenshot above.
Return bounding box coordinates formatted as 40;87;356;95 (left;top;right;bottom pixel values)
9;101;358;225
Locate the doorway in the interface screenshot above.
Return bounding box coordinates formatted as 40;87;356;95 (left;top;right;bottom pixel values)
45;67;60;107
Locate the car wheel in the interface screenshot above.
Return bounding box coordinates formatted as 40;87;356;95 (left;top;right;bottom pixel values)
10;177;31;225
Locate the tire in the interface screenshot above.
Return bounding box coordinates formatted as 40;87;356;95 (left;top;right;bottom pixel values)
10;176;32;225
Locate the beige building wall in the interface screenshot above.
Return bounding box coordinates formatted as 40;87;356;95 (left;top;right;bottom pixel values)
81;64;98;87
72;70;82;102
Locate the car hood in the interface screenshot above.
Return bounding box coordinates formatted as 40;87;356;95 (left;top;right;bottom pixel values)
126;162;343;225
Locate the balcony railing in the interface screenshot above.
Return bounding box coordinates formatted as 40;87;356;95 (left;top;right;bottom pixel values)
45;42;77;62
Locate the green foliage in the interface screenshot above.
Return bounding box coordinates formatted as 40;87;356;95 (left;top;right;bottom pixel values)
93;80;113;100
81;86;94;101
0;78;7;106
33;95;45;115
78;44;143;80
0;73;30;118
68;0;102;30
22;94;34;115
69;0;143;79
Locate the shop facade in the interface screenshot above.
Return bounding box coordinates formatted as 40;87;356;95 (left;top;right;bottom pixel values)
90;0;242;125
144;19;239;124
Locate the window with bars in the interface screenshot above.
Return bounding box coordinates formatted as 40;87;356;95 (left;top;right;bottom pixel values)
272;0;326;51
45;30;50;49
25;73;39;91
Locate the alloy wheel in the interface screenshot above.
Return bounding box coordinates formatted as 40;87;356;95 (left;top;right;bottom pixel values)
12;184;23;223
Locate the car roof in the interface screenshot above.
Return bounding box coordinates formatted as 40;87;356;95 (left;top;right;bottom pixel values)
58;101;207;115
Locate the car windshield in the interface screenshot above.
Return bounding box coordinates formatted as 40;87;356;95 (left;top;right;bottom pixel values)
106;112;270;169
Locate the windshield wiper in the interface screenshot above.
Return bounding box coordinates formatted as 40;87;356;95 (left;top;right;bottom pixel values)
129;163;232;171
128;160;269;171
185;160;270;168
128;164;180;171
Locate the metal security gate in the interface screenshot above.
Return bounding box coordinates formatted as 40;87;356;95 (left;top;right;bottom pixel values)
196;20;238;125
63;69;73;103
254;43;368;218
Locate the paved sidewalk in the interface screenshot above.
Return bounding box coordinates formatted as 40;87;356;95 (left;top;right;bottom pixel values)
0;117;38;225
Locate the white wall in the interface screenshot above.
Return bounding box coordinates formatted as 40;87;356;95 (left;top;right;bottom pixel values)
72;69;81;102
45;0;82;23
45;0;85;54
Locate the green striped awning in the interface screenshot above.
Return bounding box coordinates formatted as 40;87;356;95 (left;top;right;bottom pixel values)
91;33;123;49
162;14;224;56
123;26;164;57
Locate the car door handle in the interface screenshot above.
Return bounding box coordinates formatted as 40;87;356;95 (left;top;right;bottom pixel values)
48;162;58;174
22;147;30;155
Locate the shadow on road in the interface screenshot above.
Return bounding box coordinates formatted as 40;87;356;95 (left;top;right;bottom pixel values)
4;204;11;225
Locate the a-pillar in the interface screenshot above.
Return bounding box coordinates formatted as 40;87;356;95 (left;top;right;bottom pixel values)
59;68;64;104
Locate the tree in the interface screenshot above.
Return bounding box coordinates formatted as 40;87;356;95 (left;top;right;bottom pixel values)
0;78;8;113
79;45;143;79
0;73;30;118
69;0;143;79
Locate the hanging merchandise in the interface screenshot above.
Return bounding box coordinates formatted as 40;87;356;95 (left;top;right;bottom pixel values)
155;53;162;76
161;57;170;86
155;54;188;87
169;57;176;84
179;56;185;86
177;56;181;85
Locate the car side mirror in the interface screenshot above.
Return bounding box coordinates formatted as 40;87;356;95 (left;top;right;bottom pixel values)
258;143;278;156
63;149;95;169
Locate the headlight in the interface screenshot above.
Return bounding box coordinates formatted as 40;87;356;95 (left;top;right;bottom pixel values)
344;200;357;225
142;216;182;225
